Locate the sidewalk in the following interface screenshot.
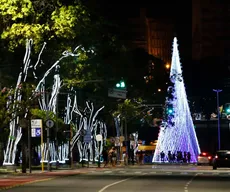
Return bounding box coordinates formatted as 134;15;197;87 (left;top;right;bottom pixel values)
0;165;109;191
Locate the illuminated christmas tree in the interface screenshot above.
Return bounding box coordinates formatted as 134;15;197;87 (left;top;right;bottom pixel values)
152;37;200;163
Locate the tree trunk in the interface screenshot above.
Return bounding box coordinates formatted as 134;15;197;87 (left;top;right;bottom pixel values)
0;142;3;165
21;128;27;173
21;141;27;173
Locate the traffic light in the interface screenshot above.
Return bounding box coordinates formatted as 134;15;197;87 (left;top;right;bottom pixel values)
166;105;174;115
168;108;173;114
224;103;230;114
226;108;230;113
116;80;126;88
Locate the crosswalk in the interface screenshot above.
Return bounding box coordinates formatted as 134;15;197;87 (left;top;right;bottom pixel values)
87;170;230;177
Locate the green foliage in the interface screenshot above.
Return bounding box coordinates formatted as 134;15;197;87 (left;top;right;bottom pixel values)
51;5;90;39
2;23;49;51
105;138;113;148
0;89;11;142
0;0;91;51
0;0;34;20
113;99;143;121
30;108;64;126
61;51;95;88
0;0;125;95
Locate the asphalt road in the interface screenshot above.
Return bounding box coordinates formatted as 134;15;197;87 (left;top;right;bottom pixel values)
4;165;230;192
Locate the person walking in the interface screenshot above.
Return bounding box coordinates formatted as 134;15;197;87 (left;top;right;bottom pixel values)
139;150;144;165
160;151;165;162
102;148;109;167
109;147;117;167
130;147;135;165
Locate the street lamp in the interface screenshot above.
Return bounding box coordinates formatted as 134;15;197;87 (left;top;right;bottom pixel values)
213;89;222;150
165;64;170;69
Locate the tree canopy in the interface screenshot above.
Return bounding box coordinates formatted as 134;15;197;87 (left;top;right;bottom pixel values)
0;0;168;137
0;0;91;50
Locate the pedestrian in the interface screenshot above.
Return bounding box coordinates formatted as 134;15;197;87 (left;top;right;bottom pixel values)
183;151;187;163
111;147;117;167
187;152;191;163
168;151;172;163
160;151;165;162
130;147;135;165
139;150;143;165
102;149;108;167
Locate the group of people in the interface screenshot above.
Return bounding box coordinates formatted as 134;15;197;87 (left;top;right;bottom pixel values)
160;151;191;163
135;150;144;165
102;146;146;167
102;147;117;167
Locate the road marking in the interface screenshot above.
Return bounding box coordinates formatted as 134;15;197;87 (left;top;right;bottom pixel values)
104;171;112;174
150;172;157;174
166;172;172;174
0;177;55;191
134;171;142;174
98;177;133;192
184;173;198;192
119;171;126;173
212;173;219;175
180;172;188;175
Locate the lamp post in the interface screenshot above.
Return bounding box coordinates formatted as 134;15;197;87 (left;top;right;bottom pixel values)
213;89;222;150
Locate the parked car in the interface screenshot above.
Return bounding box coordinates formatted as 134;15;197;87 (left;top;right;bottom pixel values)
197;152;212;165
213;150;230;170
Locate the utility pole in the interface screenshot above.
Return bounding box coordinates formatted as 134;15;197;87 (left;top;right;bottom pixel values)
120;120;123;164
82;134;84;168
70;126;73;169
124;117;128;166
46;93;51;171
55;94;59;169
47;125;50;171
55;66;59;170
28;120;31;173
213;89;222;150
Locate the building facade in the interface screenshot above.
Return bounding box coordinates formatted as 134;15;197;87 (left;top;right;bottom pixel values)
192;0;230;60
124;9;174;65
146;18;174;66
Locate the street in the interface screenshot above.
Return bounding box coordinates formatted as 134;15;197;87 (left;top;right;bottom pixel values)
3;165;230;192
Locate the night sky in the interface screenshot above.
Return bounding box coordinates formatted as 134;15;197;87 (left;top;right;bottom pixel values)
98;1;190;56
85;2;230;103
97;1;192;89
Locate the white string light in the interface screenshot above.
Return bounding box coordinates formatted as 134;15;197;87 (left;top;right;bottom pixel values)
153;37;200;163
3;39;106;166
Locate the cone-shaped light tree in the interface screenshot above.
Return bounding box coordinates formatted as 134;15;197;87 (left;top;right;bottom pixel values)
153;37;200;163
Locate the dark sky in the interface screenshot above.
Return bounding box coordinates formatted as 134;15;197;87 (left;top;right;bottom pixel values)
97;1;190;57
89;1;230;111
97;2;191;76
91;1;196;93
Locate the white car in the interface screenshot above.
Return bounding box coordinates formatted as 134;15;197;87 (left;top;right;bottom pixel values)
197;152;212;165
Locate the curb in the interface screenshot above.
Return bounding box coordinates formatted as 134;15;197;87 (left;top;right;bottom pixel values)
0;177;55;191
0;168;100;191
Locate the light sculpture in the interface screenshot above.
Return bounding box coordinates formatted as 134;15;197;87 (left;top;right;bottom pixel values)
152;37;200;163
3;39;85;165
71;97;105;162
63;87;107;162
3;39;45;165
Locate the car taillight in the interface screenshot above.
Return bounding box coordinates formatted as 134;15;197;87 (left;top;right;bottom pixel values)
215;155;218;159
208;156;211;159
202;152;207;156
